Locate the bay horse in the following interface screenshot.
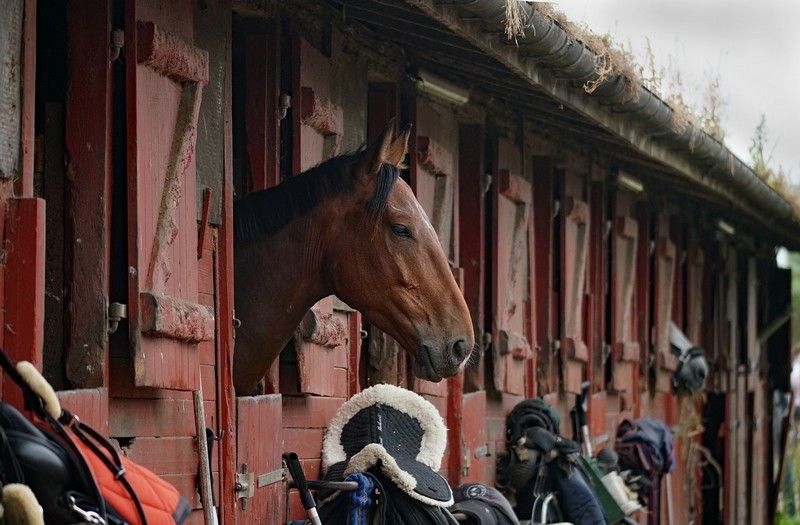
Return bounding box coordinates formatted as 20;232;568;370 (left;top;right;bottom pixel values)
232;122;475;394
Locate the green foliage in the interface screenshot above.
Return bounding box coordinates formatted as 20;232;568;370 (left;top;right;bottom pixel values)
747;114;800;216
776;512;800;525
749;114;772;178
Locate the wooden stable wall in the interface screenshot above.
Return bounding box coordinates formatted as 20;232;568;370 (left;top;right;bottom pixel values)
0;1;791;525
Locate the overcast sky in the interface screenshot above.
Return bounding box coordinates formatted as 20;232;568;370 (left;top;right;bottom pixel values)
552;0;800;182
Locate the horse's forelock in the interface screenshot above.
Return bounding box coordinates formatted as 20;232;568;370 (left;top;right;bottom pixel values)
366;163;402;221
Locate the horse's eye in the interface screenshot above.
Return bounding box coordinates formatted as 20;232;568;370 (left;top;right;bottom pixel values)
391;224;413;238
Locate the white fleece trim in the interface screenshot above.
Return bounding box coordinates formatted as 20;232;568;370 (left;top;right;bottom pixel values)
346;443;453;507
322;384;447;471
16;362;61;419
3;483;44;525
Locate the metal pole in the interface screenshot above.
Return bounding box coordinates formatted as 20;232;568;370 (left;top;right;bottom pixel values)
194;385;218;525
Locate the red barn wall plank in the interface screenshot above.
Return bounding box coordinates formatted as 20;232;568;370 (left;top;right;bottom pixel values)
57;388;109;435
3;198;45;409
64;0;113;388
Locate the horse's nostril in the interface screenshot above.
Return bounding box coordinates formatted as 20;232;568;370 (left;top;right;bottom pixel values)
451;339;469;361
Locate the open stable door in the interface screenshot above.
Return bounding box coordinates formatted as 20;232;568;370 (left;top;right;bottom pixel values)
652;212;677;392
532;156;556;394
235;395;283;523
560;170;589;394
126;0;213;389
458;124;486;392
491;138;533;396
610;190;640;405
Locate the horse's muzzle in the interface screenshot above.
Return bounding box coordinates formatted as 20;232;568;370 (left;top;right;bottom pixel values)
416;338;470;381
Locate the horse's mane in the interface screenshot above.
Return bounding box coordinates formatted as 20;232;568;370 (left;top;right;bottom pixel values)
233;151;400;244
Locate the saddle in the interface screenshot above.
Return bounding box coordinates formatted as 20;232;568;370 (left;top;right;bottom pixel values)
0;348;191;524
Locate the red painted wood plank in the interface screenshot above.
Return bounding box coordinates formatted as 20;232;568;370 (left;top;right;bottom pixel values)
198;291;215;308
244;25;280;192
199;340;215;366
123;436;213;476
197;187;212;259
217;8;236;522
57;388;109;435
456;390;487;485
283;428;324;459
161;472;220;510
197;230;215;295
3;198;45;409
109;357;193;399
64;0;113;388
236;395;283;523
110;397;196;437
330;367;349;399
290;33;302;176
0;187;9;394
200;364;217;400
367;83;397;142
282;396;344;428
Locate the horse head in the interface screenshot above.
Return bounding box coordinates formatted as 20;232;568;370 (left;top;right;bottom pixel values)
233;121;474;393
324;122;475;382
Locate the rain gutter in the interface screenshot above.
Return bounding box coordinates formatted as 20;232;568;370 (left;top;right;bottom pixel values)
404;0;799;244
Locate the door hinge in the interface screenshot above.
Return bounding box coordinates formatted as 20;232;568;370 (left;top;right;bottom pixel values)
110;29;124;62
234;464;283;510
235;464;255;510
108;302;127;334
278;93;291;120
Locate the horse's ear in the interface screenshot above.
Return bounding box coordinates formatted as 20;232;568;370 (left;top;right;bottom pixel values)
385;124;412;169
360;118;397;176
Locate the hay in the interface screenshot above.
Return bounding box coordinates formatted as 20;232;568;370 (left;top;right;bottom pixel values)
667;94;692;135
504;0;527;43
536;4;640;99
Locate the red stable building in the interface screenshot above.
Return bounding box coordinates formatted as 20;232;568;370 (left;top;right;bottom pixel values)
0;0;796;523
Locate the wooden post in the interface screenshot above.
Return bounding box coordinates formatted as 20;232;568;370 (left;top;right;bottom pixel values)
3;198;45;408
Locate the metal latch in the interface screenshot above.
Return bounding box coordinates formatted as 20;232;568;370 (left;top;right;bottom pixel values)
257;468;285;488
474;445;490;459
461;440;471;477
108;302;127;334
462;444;490;477
235;464;255;510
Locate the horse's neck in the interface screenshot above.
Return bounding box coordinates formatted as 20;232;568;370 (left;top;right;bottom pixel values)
233;213;328;393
